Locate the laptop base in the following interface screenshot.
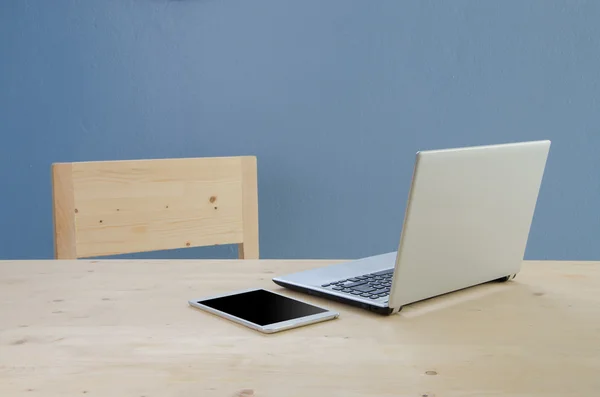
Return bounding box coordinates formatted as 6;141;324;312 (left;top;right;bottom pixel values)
272;279;396;315
274;273;516;316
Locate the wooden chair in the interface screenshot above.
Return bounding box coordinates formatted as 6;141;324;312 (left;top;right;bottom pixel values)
51;156;259;259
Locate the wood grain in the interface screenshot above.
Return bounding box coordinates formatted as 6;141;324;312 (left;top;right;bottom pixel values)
50;156;259;258
51;163;77;259
1;259;599;396
238;156;259;259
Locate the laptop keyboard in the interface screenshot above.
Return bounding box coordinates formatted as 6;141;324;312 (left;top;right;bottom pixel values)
321;269;393;300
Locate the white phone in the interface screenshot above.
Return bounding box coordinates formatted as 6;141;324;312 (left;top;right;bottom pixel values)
188;288;339;333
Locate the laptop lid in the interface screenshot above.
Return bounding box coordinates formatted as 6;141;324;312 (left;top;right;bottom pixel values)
389;140;551;312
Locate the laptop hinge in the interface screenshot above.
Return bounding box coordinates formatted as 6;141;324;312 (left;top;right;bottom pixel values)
391;306;402;314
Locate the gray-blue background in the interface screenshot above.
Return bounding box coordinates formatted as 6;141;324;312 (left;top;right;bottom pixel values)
1;1;599;260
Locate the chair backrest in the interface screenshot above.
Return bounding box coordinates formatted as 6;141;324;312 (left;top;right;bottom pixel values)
51;156;259;259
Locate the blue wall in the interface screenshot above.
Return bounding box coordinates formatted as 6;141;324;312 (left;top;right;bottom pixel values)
1;0;599;260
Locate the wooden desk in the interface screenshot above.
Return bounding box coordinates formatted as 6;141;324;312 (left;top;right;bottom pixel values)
1;260;599;396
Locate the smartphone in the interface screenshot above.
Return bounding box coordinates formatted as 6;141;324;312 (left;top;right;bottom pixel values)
188;288;339;333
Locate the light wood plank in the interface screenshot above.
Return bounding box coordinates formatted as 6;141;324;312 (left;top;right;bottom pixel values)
239;156;259;259
51;163;77;259
51;156;259;258
0;259;599;396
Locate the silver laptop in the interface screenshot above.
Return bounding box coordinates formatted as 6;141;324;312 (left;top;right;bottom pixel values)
273;140;551;315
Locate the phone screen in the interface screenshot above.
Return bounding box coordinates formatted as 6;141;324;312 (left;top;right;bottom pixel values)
196;289;328;326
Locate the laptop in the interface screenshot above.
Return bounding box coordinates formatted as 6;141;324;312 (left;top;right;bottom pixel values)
273;140;551;315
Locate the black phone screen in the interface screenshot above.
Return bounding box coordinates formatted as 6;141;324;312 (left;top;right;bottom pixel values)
196;289;328;326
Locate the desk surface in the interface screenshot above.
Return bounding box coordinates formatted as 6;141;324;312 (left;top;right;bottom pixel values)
1;259;599;397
